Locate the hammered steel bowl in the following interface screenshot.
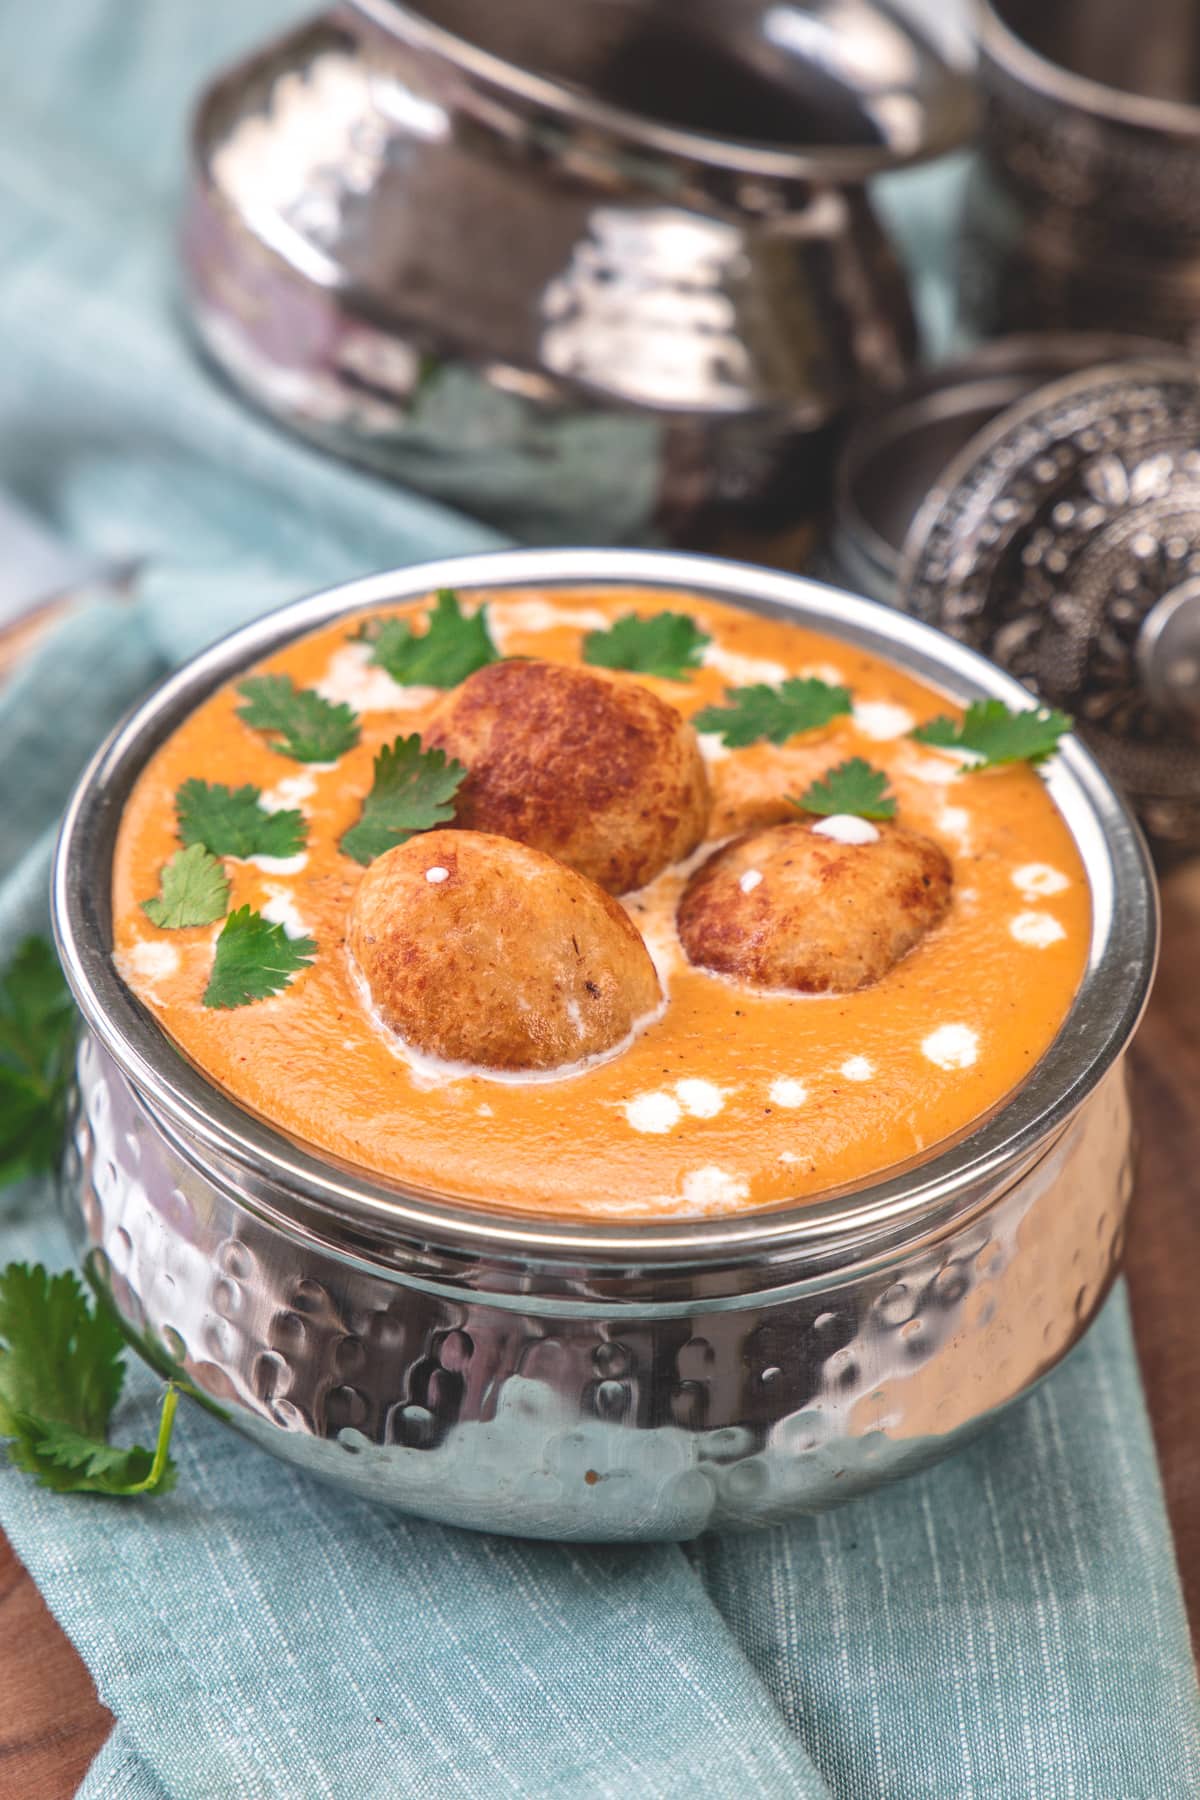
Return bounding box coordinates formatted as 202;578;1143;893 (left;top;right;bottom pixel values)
898;356;1200;853
961;0;1200;343
182;1;972;553
827;332;1171;603
51;548;1156;1541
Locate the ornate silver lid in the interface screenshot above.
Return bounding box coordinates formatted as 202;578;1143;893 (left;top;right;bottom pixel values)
899;357;1200;850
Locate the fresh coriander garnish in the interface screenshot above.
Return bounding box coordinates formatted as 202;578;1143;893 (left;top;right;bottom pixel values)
0;938;76;1189
911;701;1072;771
141;844;230;930
0;1263;177;1496
582;611;711;681
359;588;499;689
176;779;306;861
340;734;466;866
794;758;896;820
203;906;316;1010
692;677;852;748
236;674;360;763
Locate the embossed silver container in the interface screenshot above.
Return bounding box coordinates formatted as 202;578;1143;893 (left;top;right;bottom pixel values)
182;1;972;551
51;549;1156;1540
961;0;1200;343
827;333;1171;604
898;357;1200;853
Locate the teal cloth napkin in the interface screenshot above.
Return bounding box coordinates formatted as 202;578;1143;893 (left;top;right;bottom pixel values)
2;3;1200;1795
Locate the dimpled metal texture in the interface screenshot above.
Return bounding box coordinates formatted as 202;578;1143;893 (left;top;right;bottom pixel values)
63;1032;1134;1540
900;361;1200;852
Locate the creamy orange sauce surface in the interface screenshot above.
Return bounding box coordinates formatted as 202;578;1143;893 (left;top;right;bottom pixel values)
112;587;1090;1219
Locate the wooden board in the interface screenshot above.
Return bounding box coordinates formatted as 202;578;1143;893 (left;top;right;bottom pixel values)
1;862;1198;1796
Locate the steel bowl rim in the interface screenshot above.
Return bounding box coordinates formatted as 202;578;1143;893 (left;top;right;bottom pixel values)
979;0;1200;140
52;546;1158;1272
349;0;975;184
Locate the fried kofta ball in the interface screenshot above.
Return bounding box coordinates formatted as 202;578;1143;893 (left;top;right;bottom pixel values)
349;830;661;1072
676;817;953;994
421;660;710;894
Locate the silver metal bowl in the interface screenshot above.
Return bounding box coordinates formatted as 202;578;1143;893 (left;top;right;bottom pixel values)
51;548;1157;1540
182;2;972;550
962;0;1200;343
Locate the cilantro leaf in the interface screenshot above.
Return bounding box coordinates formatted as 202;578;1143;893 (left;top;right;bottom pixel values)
176;779;306;861
0;938;76;1188
203;906;316;1010
141;844;230;930
359;589;499;688
911;701;1073;771
583;611;711;681
794;758;896;820
0;1262;177;1496
692;677;852;747
236;674;360;763
340;735;466;866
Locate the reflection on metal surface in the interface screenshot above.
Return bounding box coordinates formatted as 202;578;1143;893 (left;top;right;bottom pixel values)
63;1031;1133;1538
182;5;971;546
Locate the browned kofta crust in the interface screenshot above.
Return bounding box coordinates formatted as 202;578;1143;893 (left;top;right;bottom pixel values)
422;660;710;894
676;819;954;994
348;829;661;1072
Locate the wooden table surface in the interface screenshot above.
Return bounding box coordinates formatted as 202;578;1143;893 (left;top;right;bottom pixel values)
2;864;1198;1799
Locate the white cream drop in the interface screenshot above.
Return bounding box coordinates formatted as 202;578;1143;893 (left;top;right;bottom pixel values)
260;885;312;941
315;641;435;712
701;643;787;686
697;732;732;765
936;806;972;849
624;1092;683;1135
852;700;914;741
769;1078;808;1108
1009;911;1067;949
908;755;962;785
1012;862;1071;900
675;1078;725;1119
260;772;317;813
739;868;764;894
921;1024;980;1071
123;941;180;982
840;1056;874;1082
679;1166;750;1214
425;866;450;885
249;852;309;876
812;815;880;845
487;596;611;647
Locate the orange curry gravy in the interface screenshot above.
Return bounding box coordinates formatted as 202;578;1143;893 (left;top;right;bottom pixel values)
111;587;1090;1220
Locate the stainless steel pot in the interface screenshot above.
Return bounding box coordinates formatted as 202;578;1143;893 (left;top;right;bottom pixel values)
961;0;1200;343
52;548;1157;1540
182;3;972;552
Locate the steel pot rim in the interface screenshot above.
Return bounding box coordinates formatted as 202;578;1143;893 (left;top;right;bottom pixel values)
350;0;974;185
979;0;1200;141
52;546;1158;1274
